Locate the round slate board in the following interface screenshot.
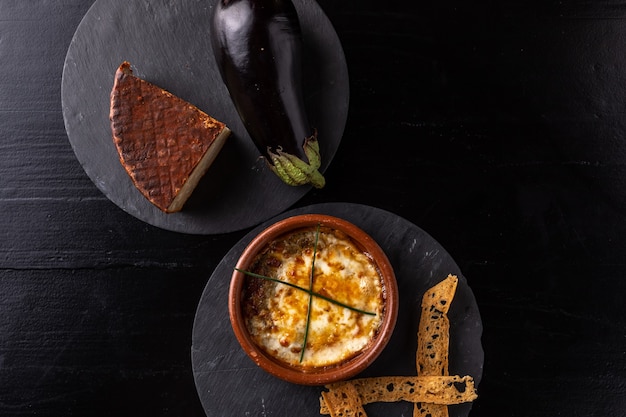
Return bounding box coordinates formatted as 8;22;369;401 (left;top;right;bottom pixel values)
191;203;484;417
61;0;349;234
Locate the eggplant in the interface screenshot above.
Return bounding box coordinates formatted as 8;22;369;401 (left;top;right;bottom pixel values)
210;0;325;188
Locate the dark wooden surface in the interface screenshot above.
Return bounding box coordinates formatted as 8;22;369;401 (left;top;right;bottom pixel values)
2;1;626;416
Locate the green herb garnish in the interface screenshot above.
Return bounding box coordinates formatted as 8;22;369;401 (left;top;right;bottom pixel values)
300;222;320;362
236;223;377;363
234;269;377;315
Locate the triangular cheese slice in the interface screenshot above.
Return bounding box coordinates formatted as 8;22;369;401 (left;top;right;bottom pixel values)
109;61;231;213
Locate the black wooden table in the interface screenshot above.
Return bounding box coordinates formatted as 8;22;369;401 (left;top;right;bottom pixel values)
2;1;626;416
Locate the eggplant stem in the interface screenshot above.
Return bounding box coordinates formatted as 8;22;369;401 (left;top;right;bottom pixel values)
267;135;325;188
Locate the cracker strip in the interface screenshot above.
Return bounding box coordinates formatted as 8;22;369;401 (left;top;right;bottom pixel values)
417;274;458;375
320;375;477;414
414;274;459;417
320;380;368;417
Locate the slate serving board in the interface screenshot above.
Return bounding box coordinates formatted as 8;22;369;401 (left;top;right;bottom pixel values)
191;202;484;417
61;0;349;234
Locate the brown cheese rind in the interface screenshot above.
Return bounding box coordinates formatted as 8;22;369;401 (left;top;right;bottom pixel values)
109;61;230;213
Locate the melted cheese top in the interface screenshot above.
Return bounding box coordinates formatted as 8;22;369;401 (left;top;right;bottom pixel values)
243;227;384;368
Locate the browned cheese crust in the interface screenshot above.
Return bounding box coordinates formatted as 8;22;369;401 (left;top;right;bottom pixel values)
109;61;230;213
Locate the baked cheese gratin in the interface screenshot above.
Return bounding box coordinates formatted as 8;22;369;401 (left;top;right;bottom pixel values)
242;226;385;368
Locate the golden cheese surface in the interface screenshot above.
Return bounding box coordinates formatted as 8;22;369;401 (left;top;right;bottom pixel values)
243;227;385;368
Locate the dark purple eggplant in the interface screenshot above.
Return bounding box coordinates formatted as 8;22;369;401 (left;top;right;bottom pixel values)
210;0;325;188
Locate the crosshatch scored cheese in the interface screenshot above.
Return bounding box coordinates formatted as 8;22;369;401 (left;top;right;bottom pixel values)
242;226;385;368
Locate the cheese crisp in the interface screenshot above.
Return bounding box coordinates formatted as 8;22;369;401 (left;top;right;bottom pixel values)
243;226;385;368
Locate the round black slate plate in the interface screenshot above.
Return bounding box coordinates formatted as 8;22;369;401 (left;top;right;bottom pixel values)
61;0;349;234
191;203;484;417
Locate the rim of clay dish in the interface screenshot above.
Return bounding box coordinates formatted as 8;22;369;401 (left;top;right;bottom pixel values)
228;213;399;385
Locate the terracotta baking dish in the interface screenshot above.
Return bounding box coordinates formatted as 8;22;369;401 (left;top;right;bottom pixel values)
228;213;398;385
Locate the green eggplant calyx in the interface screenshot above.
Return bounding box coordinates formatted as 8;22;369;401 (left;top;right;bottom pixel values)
267;135;325;189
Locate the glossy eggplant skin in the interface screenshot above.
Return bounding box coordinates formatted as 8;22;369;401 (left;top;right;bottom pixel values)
211;0;324;188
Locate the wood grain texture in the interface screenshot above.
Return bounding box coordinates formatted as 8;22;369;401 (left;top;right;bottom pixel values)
2;0;626;417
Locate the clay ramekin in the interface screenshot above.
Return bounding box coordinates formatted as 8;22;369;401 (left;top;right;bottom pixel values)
228;213;398;385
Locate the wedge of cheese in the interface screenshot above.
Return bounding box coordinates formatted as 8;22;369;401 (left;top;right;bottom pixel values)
109;61;230;213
